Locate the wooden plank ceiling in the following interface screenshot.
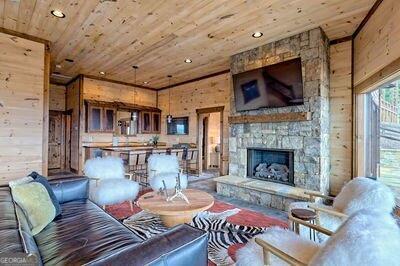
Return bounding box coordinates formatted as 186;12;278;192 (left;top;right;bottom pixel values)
0;0;375;89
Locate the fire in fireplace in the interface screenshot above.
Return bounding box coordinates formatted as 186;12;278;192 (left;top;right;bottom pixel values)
247;148;294;186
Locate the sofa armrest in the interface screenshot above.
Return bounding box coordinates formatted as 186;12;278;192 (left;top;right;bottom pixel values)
50;177;89;203
87;224;208;266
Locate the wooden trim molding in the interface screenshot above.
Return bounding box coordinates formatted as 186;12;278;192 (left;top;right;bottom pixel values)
158;69;230;91
196;106;225;114
42;47;51;175
353;0;384;38
329;35;352;45
84;75;157;91
0;27;50;46
354;57;400;94
228;112;311;124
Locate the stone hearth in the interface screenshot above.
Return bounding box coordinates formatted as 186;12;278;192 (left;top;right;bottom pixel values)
217;28;330;210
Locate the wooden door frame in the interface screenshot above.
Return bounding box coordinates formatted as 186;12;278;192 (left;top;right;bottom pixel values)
48;110;71;171
196;106;224;176
202;116;210;170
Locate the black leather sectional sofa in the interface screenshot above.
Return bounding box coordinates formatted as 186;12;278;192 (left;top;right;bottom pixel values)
0;177;208;265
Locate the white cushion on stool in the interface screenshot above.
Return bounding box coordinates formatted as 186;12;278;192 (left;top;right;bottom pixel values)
89;178;139;206
149;172;188;191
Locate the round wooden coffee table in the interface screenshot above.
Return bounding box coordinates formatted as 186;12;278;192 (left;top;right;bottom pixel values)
137;189;214;227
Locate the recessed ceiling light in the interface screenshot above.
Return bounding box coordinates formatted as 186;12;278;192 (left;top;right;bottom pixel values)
184;58;192;63
99;71;106;75
143;81;149;84
51;10;65;18
252;31;263;38
55;64;62;69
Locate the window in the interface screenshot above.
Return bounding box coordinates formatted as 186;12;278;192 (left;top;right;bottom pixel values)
167;117;189;135
360;78;400;200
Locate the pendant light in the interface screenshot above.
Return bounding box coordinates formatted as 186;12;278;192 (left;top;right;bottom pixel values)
167;75;173;124
132;65;139;121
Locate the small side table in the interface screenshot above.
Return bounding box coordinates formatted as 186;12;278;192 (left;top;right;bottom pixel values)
290;208;317;241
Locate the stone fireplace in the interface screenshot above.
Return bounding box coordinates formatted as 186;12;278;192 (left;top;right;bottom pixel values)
247;148;294;186
215;27;330;210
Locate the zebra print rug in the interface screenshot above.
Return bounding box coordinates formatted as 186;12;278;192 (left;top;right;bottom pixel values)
123;209;266;265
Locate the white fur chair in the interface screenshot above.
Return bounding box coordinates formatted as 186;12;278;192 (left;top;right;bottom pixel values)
84;156;139;210
236;209;400;266
289;177;396;241
147;154;188;191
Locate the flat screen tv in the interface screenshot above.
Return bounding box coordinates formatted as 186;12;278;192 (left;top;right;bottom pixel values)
233;58;304;111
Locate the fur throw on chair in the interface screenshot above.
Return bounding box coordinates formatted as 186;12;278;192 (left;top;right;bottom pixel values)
84;156;125;179
236;227;320;266
310;209;400;266
83;156;139;206
147;154;187;191
236;210;400;266
332;177;396;215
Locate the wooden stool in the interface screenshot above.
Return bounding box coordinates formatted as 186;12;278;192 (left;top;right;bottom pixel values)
290;208;317;241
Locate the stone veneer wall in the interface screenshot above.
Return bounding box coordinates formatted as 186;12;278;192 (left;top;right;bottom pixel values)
229;28;330;193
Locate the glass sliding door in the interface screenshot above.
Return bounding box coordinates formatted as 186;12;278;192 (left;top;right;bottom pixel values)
363;78;400;199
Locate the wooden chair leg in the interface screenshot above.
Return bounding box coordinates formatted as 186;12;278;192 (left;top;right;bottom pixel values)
263;249;271;266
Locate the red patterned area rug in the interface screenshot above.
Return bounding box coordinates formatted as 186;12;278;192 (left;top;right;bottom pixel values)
106;197;287;265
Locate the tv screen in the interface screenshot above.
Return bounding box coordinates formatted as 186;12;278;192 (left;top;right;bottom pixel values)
233;58;304;111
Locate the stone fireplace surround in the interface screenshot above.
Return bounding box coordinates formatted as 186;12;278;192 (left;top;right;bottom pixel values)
215;28;330;211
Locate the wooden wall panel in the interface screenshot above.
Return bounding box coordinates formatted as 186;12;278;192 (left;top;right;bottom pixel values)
157;73;231;174
329;41;353;195
354;0;400;88
83;77;156;107
49;84;66;111
0;31;45;184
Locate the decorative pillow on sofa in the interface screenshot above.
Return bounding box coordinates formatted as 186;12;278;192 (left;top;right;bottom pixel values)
11;182;56;235
29;172;62;217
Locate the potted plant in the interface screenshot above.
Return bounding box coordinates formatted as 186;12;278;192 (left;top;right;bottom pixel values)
150;135;159;147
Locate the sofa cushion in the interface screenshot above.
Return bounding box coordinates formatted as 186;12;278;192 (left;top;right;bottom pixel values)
0;201;18;230
11;182;56;236
34;199;142;265
29;172;62;218
0;229;25;253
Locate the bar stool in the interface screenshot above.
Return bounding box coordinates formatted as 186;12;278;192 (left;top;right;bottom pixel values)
290;208;317;241
186;149;199;176
128;151;149;186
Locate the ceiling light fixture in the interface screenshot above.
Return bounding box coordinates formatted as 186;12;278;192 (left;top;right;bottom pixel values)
55;64;62;69
51;10;66;18
132;66;139;122
99;71;105;75
252;31;263;38
167;75;173;124
184;58;192;63
143;81;148;84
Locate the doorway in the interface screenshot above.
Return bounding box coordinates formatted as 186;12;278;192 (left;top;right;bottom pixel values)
48;111;71;175
197;107;224;177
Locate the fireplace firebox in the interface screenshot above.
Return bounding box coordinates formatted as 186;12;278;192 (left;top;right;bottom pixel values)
247;148;294;186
